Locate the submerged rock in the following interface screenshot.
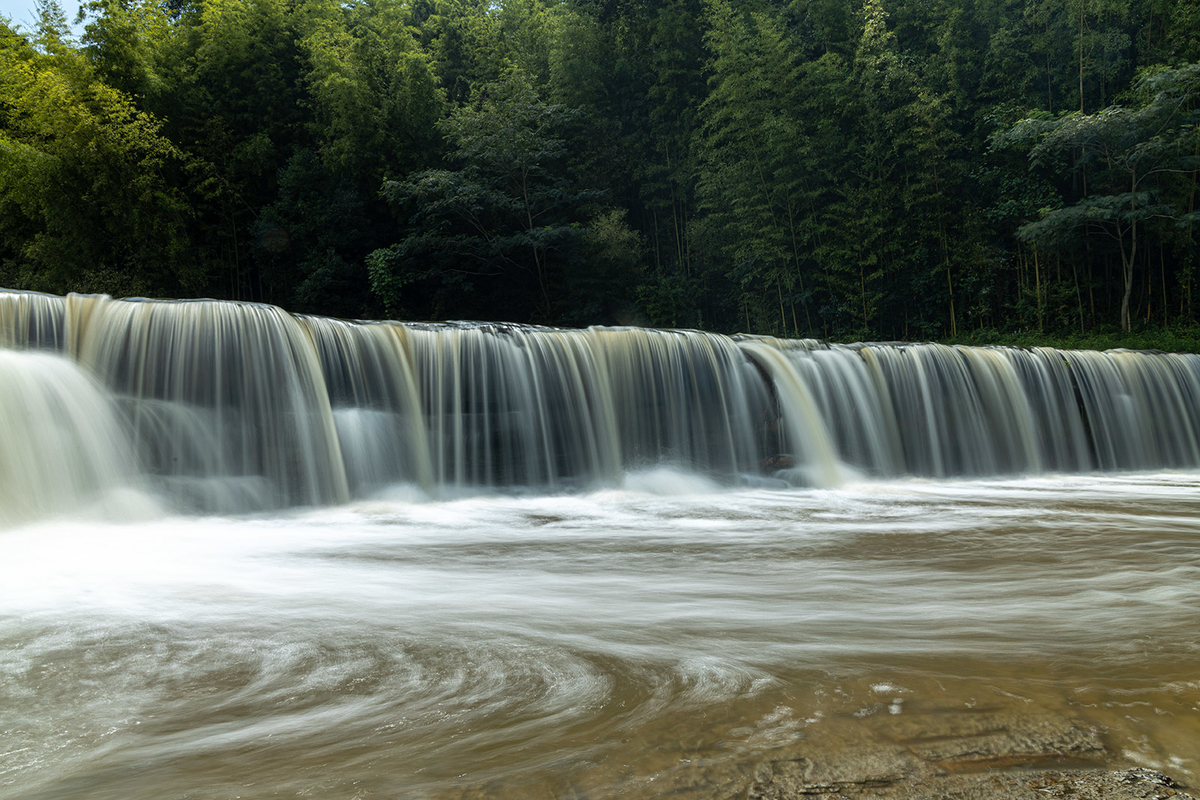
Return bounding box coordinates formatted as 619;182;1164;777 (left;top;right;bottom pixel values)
748;766;1192;800
745;711;1191;800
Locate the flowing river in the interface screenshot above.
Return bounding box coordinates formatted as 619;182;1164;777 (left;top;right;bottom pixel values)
1;291;1198;798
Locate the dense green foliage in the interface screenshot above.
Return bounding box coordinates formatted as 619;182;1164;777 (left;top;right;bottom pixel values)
1;0;1198;339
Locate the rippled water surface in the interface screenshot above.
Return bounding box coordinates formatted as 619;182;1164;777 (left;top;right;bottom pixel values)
2;471;1199;799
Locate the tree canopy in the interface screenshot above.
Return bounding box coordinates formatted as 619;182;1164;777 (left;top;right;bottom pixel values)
1;0;1197;339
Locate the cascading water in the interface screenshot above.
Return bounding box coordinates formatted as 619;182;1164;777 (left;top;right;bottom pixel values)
0;350;144;527
4;288;1200;799
4;288;1200;519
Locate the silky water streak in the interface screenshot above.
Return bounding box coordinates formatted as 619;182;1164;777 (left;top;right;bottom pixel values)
5;289;1200;508
1;289;1199;799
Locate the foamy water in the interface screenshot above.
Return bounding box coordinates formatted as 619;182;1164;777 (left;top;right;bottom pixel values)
2;472;1199;799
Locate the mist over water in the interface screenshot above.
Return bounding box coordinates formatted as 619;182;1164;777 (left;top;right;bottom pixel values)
2;291;1200;797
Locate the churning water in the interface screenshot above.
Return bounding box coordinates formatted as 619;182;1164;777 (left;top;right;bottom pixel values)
1;290;1199;798
3;474;1199;799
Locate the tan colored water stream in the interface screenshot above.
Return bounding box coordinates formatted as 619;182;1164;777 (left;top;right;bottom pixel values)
2;472;1198;799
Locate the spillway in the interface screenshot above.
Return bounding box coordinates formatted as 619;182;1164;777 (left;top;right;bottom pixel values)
4;289;1200;519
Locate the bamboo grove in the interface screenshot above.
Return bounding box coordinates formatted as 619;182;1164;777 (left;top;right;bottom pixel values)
1;0;1198;339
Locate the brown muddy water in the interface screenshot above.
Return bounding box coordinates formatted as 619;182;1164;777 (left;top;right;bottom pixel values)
2;471;1198;799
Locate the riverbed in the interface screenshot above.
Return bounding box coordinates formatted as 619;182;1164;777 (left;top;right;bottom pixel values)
2;471;1198;799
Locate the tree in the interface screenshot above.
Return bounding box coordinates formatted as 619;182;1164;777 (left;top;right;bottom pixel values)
369;69;604;323
77;0;171;102
1008;62;1200;331
816;0;910;337
0;21;199;295
300;0;444;189
696;0;824;336
32;0;71;55
252;150;376;318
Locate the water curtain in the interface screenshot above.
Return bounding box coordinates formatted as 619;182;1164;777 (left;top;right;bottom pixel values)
4;289;1200;519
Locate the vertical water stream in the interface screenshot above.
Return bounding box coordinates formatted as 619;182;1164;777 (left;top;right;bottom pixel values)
4;288;1200;520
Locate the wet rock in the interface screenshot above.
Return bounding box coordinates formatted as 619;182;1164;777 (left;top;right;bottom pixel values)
747;764;1195;800
880;712;1106;770
748;748;932;799
744;711;1193;800
1027;768;1187;799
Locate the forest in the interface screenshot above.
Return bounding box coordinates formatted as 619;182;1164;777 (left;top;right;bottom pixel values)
1;0;1198;341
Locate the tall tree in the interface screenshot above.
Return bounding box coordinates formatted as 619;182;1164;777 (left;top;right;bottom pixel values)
0;20;199;295
696;0;827;335
369;69;608;322
300;0;443;188
1008;62;1200;331
817;0;910;336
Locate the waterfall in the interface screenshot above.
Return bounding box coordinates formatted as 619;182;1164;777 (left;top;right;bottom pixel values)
4;288;1200;522
736;339;843;487
0;350;142;526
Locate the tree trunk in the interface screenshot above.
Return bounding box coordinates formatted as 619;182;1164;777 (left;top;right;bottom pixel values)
1034;247;1043;332
777;280;787;336
1121;261;1133;332
1119;180;1140;332
1120;227;1137;332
